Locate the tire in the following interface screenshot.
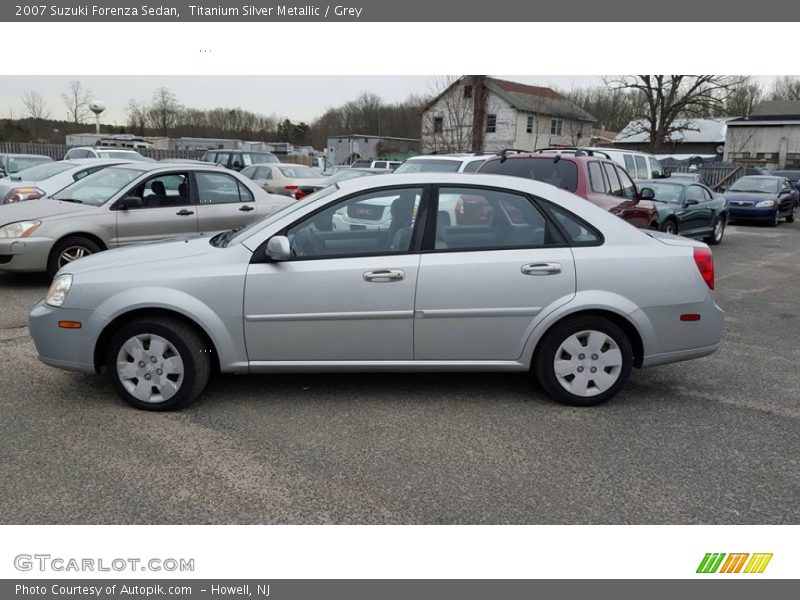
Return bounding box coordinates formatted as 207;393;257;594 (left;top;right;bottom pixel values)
769;210;780;227
106;317;211;411
787;204;797;224
534;315;633;407
704;215;726;245
47;236;102;278
660;219;678;235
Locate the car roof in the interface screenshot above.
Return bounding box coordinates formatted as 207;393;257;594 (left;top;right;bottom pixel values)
335;171;570;194
1;153;51;158
483;153;597;164
404;154;486;161
640;178;694;187
737;175;781;179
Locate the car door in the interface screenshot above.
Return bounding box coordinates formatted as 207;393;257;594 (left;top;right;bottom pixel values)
414;185;576;361
193;171;259;233
682;185;711;234
778;178;797;214
243;186;425;362
113;171;198;246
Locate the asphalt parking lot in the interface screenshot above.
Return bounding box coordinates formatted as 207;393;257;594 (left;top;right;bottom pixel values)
1;222;799;525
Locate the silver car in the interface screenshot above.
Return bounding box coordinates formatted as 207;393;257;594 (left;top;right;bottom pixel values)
28;173;724;411
0;162;291;276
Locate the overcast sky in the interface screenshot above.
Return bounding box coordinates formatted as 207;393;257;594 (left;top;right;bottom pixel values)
0;75;785;126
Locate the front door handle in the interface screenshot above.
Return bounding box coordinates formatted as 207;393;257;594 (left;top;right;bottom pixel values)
176;209;194;216
239;205;255;212
363;269;405;282
521;262;561;276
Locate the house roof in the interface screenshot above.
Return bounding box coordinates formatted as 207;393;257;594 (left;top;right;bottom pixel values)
727;100;800;124
423;76;597;123
614;117;731;144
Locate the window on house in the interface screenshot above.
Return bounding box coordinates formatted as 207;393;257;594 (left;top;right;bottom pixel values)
526;116;534;134
486;114;497;133
463;85;473;99
550;118;563;136
433;117;443;133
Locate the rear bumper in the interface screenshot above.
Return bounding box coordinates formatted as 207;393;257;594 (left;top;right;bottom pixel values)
0;236;53;272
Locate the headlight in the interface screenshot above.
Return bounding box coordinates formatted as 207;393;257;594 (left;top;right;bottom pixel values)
755;200;776;208
0;220;41;238
46;274;73;308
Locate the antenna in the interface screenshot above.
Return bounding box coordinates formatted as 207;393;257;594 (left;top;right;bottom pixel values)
89;100;106;135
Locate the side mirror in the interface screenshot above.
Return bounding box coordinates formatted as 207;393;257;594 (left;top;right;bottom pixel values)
718;186;726;193
265;235;291;261
779;189;790;196
233;161;243;169
116;196;143;210
685;198;700;206
639;187;655;200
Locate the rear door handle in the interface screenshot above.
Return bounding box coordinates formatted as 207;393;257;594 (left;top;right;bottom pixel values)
176;209;194;216
239;205;255;212
363;269;405;282
521;262;561;276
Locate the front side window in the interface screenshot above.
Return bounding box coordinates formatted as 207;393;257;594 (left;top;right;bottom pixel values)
634;155;648;180
648;157;664;178
196;172;250;205
128;172;190;208
486;114;497;133
286;187;423;259
550;118;563;136
602;162;623;197
686;185;706;203
615;166;637;199
434;187;562;251
212;152;230;166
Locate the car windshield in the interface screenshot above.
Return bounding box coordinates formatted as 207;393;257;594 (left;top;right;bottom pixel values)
728;177;779;193
394;159;462;173
6;156;51;173
278;166;320;178
226;185;339;246
480;158;579;192
51;166;145;206
644;183;685;204
8;161;74;180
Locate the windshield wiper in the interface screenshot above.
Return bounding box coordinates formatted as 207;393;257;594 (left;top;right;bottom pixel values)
212;226;244;248
55;198;84;203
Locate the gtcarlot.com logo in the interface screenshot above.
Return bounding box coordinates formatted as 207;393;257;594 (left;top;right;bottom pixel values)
14;554;195;573
696;553;773;574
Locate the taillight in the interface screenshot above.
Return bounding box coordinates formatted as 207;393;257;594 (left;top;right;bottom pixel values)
4;187;44;204
693;247;714;290
293;189;307;200
284;185;298;191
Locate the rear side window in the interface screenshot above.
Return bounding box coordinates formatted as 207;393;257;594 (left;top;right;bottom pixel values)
648;157;664;178
462;159;485;173
479;158;578;192
196;172;248;204
623;154;635;173
434;187;564;251
588;161;607;193
544;202;603;246
634;155;648;180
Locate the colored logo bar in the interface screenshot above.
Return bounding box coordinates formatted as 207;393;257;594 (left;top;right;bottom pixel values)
696;553;773;574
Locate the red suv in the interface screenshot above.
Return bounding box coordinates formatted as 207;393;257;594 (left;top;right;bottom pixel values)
478;150;658;229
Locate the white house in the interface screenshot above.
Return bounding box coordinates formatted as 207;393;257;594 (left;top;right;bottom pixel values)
724;100;800;169
420;76;596;154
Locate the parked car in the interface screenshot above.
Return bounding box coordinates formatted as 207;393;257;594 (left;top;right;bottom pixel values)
0;159;131;204
639;179;728;244
477;151;659;229
0;153;53;177
28;172;723;411
771;170;800;192
240;163;327;197
723;175;798;226
349;159;402;170
293;168;381;200
202;149;279;171
0;162;292;276
394;153;491;174
667;171;709;186
64;147;153;162
535;147;666;180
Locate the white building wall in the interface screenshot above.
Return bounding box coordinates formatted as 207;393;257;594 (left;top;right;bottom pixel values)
724;124;800;168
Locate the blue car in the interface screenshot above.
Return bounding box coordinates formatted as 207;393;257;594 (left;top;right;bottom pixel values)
724;175;798;226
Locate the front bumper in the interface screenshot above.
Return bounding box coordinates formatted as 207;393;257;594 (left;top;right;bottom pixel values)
28;301;99;373
0;236;54;272
727;206;775;220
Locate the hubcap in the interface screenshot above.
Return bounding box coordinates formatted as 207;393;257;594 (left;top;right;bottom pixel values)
116;334;184;403
714;219;724;241
58;245;91;267
666;223;676;234
553;330;623;397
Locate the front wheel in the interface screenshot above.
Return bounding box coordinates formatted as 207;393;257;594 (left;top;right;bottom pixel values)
534;316;633;407
660;219;678;235
704;216;726;245
106;317;211;411
769;210;780;227
787;204;797;223
47;236;101;278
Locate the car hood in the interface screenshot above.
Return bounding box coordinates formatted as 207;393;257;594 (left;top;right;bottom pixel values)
0;197;94;223
723;192;778;202
62;235;219;275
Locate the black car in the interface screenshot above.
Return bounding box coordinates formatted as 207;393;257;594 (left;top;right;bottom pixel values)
640;179;728;244
202;149;279;171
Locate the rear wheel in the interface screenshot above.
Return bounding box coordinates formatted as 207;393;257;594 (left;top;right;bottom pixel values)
106;317;211;411
704;216;725;245
534;316;633;407
660;219;678;235
47;236;101;278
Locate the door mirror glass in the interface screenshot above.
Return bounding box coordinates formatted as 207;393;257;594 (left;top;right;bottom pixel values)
266;235;291;261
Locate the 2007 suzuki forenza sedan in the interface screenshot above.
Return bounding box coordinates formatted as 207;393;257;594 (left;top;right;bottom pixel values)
29;173;724;411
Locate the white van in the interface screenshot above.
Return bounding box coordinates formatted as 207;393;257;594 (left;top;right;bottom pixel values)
535;147;666;180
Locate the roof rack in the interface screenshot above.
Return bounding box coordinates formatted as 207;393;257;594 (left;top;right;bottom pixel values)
497;148;533;163
534;147;613;160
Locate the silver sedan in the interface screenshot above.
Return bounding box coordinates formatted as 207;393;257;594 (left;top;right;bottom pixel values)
0;162;291;276
28;172;724;410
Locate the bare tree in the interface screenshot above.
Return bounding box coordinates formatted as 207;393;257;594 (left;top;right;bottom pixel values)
725;77;764;116
20;90;51;120
148;87;181;137
769;76;800;101
607;75;747;152
125;99;148;135
61;80;92;124
420;76;474;153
